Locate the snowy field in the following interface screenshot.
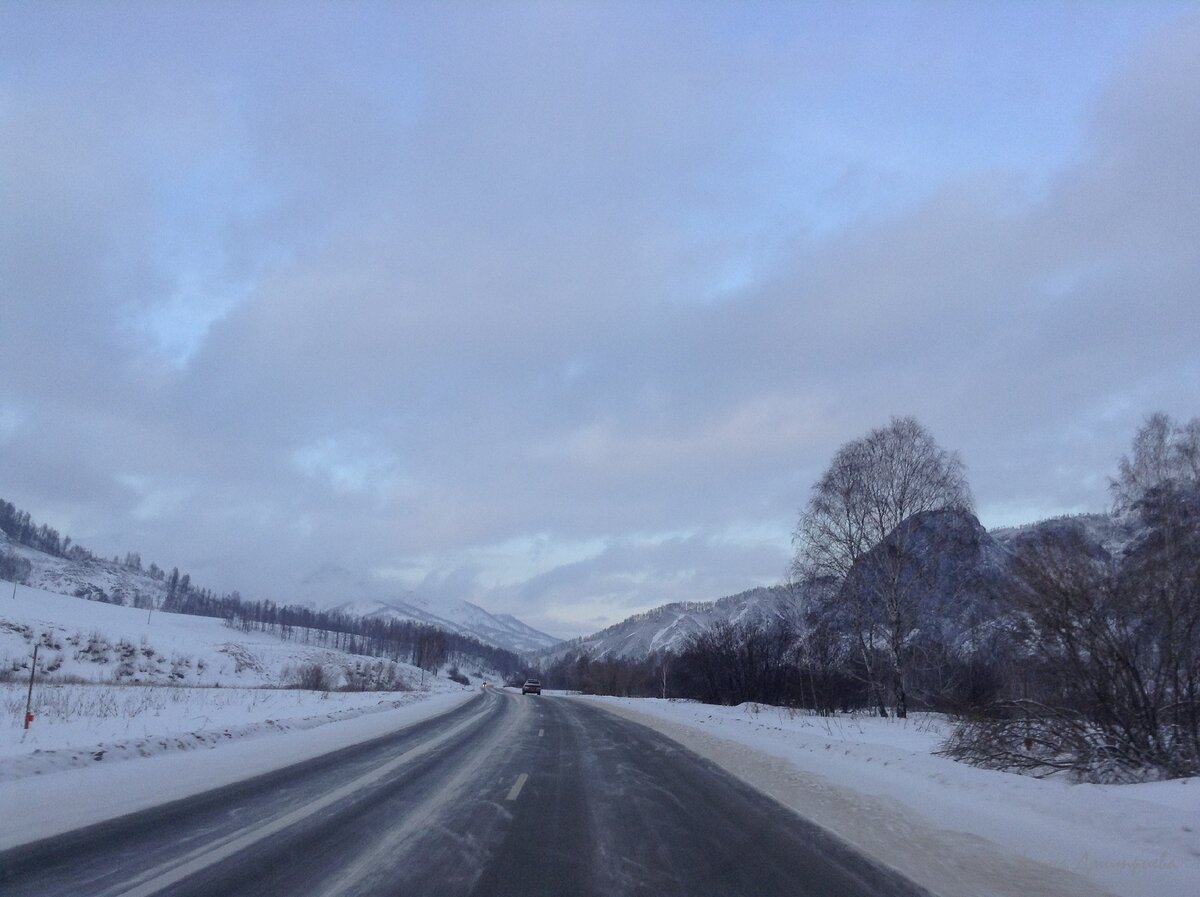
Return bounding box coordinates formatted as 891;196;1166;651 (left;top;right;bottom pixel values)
0;683;470;779
1;583;477;771
1;582;451;689
579;696;1199;897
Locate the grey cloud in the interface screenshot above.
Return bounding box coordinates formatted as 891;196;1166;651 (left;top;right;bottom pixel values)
1;7;1197;634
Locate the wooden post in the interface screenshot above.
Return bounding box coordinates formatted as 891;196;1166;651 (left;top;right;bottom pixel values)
24;642;38;729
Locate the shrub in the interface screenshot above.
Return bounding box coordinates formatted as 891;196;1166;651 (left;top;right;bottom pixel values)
0;548;32;584
290;663;330;691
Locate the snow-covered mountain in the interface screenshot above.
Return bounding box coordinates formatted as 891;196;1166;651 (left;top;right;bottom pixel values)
1;528;559;657
328;595;561;656
544;510;1141;664
540;585;803;662
989;511;1137;558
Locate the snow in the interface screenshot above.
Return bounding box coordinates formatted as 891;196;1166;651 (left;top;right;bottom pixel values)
327;594;561;654
5;583;1197;896
547;586;793;661
575;697;1199;897
0;687;478;850
2;581;507;688
1;531;558;656
0;683;470;780
0;582;479;849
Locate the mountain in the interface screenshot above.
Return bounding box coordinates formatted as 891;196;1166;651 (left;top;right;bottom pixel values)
1;521;558;658
989;512;1137;558
547;510;1138;665
539;585;803;662
328;595;561;656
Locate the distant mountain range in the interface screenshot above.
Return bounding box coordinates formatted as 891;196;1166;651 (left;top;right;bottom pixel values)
0;526;559;657
327;596;561;656
538;585;803;662
540;511;1136;664
4;496;1137;667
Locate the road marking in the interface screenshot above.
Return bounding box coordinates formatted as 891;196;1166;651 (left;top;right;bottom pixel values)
506;772;529;801
538;728;544;737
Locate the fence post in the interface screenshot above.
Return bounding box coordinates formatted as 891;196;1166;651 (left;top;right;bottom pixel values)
24;642;38;729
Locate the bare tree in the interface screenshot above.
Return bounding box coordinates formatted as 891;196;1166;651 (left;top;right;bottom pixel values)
944;414;1200;782
1112;412;1200;513
793;416;972;717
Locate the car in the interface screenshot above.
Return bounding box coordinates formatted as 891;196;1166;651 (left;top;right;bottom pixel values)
521;679;541;695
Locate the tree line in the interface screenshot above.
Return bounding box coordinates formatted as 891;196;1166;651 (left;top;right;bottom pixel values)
0;499;96;562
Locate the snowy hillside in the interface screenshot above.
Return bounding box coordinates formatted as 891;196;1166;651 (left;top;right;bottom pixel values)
543;585;803;662
0;583;471;690
1;529;175;609
329;595;560;655
990;511;1139;558
0;581;478;788
1;526;558;657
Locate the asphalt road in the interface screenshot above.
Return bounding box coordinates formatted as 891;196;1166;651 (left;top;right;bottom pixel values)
0;689;931;897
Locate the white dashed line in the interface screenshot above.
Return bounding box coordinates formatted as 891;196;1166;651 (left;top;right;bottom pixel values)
538;728;544;737
506;773;529;801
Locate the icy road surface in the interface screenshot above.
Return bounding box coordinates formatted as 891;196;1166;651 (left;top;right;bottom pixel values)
0;688;929;897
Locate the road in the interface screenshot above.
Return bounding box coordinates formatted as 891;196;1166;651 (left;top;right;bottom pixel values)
0;688;931;897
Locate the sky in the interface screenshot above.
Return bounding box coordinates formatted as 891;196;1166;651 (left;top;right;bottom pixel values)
2;1;1198;638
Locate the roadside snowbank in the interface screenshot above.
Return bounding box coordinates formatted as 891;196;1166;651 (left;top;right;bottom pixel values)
0;682;472;780
578;697;1198;897
0;688;479;850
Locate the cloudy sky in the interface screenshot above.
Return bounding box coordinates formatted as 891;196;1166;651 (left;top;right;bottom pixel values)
2;2;1198;637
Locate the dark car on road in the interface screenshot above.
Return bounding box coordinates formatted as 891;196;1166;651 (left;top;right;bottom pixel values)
521;679;541;695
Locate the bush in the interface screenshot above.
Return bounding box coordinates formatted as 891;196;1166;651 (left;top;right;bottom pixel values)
340;660;409;692
0;548;32;584
942;491;1200;782
290;663;330;691
446;665;470;686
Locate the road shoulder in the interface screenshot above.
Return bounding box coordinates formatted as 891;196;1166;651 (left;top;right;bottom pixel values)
0;689;478;851
573;697;1120;897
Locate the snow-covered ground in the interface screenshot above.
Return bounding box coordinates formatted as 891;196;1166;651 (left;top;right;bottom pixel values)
5;584;1196;896
578;696;1198;897
0;686;478;850
0;683;471;780
0;582;481;848
1;582;479;689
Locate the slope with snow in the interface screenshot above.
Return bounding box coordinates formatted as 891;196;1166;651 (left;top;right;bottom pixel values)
2;530;173;609
1;581;478;786
1;527;560;657
541;585;802;662
329;595;561;655
1;583;434;689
